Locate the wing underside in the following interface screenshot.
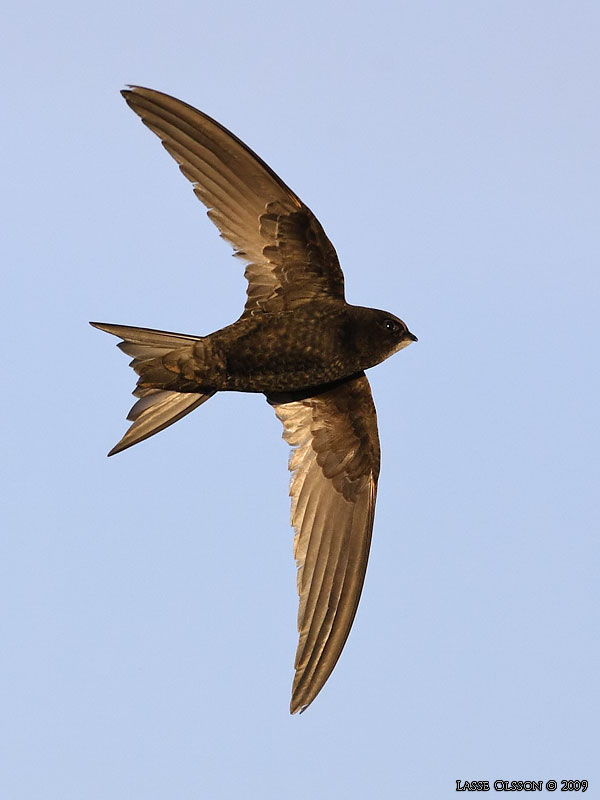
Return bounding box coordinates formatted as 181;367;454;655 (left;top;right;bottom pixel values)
268;373;381;713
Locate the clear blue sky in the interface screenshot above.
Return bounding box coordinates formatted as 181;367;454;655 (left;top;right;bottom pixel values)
2;1;598;798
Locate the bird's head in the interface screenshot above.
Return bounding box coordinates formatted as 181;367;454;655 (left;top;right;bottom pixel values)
350;307;418;368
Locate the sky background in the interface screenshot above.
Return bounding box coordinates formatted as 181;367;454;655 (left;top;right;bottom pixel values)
2;1;598;798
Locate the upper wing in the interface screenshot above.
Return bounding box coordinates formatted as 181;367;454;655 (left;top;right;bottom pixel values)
122;87;345;316
267;374;381;713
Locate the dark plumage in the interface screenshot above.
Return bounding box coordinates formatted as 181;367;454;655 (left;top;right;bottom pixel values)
91;86;417;713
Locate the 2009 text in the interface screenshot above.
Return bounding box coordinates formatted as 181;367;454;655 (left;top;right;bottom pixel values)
455;779;588;792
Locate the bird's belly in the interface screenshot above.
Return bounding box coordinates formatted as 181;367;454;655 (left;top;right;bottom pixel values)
222;351;351;393
211;307;361;393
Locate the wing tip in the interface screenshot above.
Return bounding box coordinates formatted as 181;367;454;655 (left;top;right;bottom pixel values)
121;85;153;110
290;699;310;715
121;84;142;96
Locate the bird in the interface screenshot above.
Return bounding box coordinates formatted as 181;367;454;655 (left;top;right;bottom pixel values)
91;86;417;714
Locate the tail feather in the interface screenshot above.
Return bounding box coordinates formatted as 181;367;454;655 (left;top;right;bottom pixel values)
90;321;202;348
90;321;215;455
107;389;214;456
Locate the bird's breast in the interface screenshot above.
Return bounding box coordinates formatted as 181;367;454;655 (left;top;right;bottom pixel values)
214;308;362;393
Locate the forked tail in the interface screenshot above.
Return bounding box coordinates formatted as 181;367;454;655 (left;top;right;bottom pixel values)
90;322;215;456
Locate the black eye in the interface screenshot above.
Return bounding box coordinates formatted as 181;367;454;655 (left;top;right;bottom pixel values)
384;319;398;333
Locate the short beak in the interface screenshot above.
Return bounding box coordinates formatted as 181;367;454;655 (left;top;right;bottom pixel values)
406;330;418;343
